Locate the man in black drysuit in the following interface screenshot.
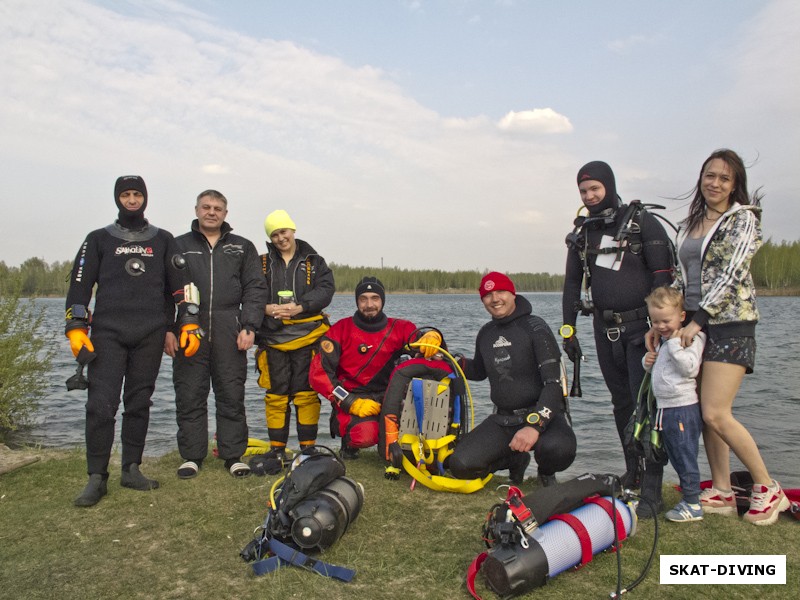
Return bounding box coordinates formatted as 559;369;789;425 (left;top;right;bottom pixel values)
561;161;674;516
166;190;267;479
448;272;576;486
66;175;202;507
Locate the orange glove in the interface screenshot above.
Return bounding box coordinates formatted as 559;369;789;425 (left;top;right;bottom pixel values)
349;398;381;418
180;324;202;357
416;330;442;358
66;329;94;357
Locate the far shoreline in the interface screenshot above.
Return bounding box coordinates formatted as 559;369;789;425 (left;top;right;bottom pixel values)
24;287;800;298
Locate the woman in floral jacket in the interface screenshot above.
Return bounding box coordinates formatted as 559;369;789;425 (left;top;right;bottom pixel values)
666;148;789;525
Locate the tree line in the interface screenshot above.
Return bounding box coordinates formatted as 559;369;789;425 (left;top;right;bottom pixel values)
2;239;800;297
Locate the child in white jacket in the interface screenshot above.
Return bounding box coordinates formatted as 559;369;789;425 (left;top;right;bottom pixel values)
644;286;706;522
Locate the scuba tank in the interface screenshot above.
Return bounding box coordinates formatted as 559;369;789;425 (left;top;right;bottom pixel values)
468;474;654;599
240;446;365;579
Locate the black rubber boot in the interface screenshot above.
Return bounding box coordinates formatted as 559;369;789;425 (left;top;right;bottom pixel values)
636;464;664;519
74;474;108;507
340;446;360;460
508;452;531;485
121;464;160;491
537;470;558;488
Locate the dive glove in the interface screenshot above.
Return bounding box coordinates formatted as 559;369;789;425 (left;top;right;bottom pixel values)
180;324;203;357
349;398;382;418
66;329;94;357
415;330;442;358
562;334;583;363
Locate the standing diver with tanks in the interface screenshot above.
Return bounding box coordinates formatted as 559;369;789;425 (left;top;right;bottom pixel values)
65;175;202;507
561;161;674;517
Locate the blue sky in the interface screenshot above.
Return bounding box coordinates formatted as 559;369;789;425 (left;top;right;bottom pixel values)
2;0;798;274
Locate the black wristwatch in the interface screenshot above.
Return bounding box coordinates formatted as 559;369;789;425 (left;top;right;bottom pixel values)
525;412;541;427
186;304;200;316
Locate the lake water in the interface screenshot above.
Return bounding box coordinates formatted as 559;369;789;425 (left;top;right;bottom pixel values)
15;294;800;486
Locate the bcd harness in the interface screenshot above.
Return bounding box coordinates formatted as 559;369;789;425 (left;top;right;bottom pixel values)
565;200;676;341
394;375;492;493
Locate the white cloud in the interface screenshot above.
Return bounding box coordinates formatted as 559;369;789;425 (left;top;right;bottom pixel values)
0;0;795;273
202;164;231;175
497;108;573;134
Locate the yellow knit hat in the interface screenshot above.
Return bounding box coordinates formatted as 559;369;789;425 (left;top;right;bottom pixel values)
264;209;297;236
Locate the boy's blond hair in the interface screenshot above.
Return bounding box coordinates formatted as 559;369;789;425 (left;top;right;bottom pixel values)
645;285;684;311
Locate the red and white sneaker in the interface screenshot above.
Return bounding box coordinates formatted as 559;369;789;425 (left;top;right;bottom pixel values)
743;481;791;526
699;487;737;516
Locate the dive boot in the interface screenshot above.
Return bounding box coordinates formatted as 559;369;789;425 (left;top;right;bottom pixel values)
121;464;160;491
508;452;531;485
537;470;558;488
74;474;108;507
340;444;360;460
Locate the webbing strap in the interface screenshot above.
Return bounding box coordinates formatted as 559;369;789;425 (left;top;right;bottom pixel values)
401;453;491;493
250;537;355;582
584;496;627;543
466;551;488;600
549;513;592;567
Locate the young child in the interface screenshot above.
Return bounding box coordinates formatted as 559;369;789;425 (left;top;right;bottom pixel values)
643;286;706;522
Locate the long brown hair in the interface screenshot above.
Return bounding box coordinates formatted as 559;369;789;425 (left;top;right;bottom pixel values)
681;148;763;233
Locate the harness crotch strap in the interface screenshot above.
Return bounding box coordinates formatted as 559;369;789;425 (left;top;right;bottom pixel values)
400;450;491;493
250;537;355;582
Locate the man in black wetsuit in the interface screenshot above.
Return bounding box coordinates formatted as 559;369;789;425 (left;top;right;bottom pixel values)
66;175;202;507
166;190;267;479
561;161;674;516
448;272;576;486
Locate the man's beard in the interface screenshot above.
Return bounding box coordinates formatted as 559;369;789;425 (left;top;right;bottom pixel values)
359;309;383;323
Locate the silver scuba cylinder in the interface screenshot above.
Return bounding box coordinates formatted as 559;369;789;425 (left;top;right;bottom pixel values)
483;496;637;597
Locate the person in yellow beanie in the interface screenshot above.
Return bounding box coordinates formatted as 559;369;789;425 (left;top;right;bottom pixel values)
253;210;335;471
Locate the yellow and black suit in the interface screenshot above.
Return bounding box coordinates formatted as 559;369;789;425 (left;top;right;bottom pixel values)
256;238;334;451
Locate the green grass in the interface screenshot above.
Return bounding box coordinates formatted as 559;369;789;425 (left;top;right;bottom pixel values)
0;448;796;599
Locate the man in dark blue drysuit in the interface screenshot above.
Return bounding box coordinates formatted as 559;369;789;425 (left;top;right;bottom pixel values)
66;175;202;507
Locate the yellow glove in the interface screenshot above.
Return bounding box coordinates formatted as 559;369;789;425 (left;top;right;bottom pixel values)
180;324;202;357
349;398;381;418
416;330;442;358
66;329;94;358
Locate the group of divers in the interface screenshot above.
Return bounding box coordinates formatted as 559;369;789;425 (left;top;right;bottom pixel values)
63;149;791;541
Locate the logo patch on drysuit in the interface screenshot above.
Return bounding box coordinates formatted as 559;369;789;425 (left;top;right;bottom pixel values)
115;245;154;256
222;243;244;255
492;336;512;348
320;340;334;354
